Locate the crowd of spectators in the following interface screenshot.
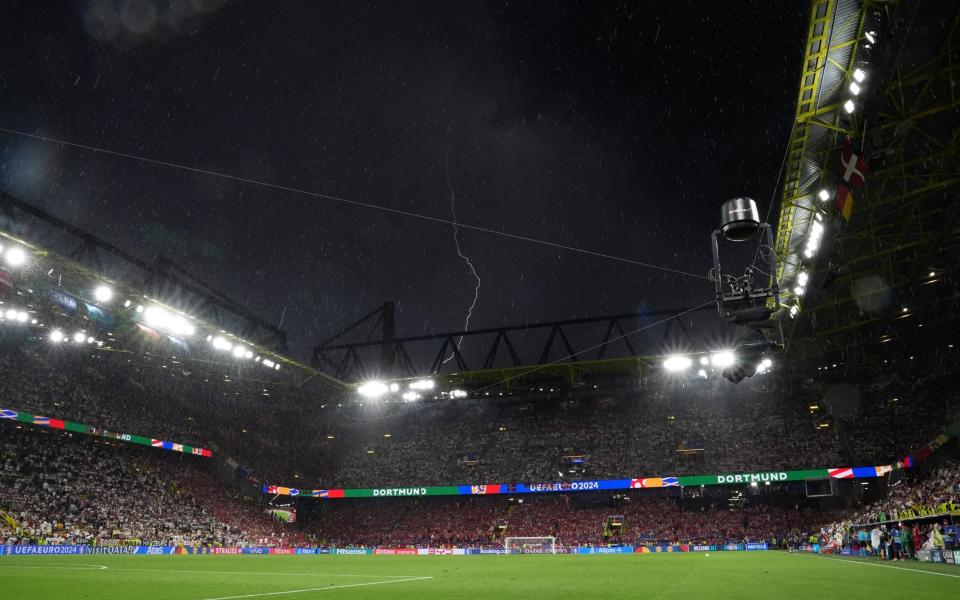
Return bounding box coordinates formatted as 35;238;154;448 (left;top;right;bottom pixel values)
0;421;299;547
3;340;958;492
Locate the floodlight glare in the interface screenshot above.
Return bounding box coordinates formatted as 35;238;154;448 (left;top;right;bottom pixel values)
797;272;809;287
212;336;232;351
389;383;400;393
401;391;420;401
697;369;708;378
699;356;709;366
50;330;64;343
662;355;692;371
818;189;830;202
4;247;26;267
849;82;861;96
710;351;736;368
94;285;113;303
843;99;856;113
865;31;876;44
358;381;389;398
450;389;469;398
16;311;28;323
853;68;866;83
232;345;247;358
794;286;805;296
73;331;86;343
409;379;435;391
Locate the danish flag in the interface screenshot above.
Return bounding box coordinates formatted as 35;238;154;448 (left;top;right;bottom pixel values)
840;137;869;187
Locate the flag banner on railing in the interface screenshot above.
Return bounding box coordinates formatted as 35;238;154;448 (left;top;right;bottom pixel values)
0;406;212;458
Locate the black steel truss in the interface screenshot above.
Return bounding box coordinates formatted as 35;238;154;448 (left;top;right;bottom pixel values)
312;303;715;382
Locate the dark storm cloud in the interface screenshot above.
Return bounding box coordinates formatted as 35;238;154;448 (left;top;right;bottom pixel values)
0;1;807;360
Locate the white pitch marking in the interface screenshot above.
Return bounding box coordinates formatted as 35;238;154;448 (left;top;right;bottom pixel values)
0;563;108;571
103;567;427;578
199;576;433;600
790;551;960;579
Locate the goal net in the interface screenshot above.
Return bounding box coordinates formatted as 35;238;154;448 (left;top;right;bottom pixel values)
505;536;556;554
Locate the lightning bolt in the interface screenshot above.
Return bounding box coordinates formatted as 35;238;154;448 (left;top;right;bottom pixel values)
442;148;481;365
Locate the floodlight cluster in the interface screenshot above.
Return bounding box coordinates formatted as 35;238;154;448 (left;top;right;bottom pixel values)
0;243;28;268
843;68;867;114
355;378;469;401
143;306;196;337
207;334;281;370
661;351;773;378
803;219;825;259
1;307;30;323
48;328;103;347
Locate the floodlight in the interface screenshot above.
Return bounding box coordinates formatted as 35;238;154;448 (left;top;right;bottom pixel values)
450;389;469;398
262;358;276;368
843;99;856;114
794;286;805;296
699;356;709;366
212;336;232;351
94;285;113;303
789;305;799;317
73;331;86;343
358;381;389;398
16;311;28;323
409;379;435;391
852;68;866;83
401;391;420;401
865;31;876;44
4;309;15;320
389;383;400;393
756;358;773;373
849;82;861;96
4;247;26;267
662;355;692;371
232;345;247;358
697;369;708;378
710;351;736;368
797;272;809;287
244;350;254;359
50;330;64;343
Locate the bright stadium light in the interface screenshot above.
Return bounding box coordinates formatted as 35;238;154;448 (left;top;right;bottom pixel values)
16;311;28;323
710;351;736;368
143;306;195;337
262;358;276;368
232;345;247;358
865;31;876;44
697;369;708;379
756;358;773;373
849;82;861;96
93;285;113;303
358;381;389;398
797;272;809;287
401;391;420;401
212;336;232;351
409;379;435;391
853;68;866;83
843;99;856;114
794;286;805;296
73;331;86;343
817;189;830;202
49;329;64;343
699;356;709;366
662;355;692;371
450;389;468;398
4;246;26;267
389;382;400;393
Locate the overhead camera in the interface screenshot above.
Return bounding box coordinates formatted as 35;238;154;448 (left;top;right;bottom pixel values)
710;197;783;383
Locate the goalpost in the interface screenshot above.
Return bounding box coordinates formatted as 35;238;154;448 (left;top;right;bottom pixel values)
504;536;557;554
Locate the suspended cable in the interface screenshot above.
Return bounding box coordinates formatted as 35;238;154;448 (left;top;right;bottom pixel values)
0;126;709;280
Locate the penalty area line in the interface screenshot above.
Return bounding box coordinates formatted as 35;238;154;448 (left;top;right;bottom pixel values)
789;551;960;579
199;576;434;600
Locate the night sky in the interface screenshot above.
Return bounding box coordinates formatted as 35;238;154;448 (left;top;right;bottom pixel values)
0;1;807;361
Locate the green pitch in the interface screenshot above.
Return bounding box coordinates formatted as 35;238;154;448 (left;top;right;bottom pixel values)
1;552;958;599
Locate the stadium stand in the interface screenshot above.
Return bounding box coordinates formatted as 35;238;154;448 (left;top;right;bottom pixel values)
0;421;299;547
